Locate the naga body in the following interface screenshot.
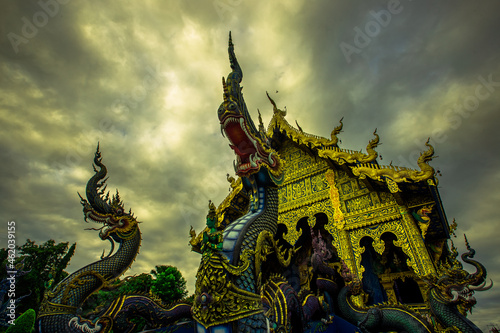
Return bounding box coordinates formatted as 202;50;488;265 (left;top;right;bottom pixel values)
337;282;434;333
426;237;492;333
192;33;344;333
192;33;287;332
36;148;191;333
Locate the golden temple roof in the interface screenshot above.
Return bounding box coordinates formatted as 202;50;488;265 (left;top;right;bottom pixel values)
264;94;437;185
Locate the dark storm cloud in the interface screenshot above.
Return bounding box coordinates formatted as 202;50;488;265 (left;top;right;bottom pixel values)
1;0;499;329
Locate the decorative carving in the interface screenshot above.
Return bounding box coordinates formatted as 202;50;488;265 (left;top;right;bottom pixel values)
348;219;434;281
193;250;262;329
325;170;345;230
266;100;343;150
317;129;379;164
343;203;400;230
351;139;436;183
386;177;400;193
254;230;295;289
278;199;335;246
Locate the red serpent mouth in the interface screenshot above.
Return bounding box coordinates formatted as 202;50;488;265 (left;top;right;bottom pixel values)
221;115;276;177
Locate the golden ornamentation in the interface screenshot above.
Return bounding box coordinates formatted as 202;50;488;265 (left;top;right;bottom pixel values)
350;139;436;183
278;199;335;246
318;129;379;165
255;230;295;289
193;250;263;329
343;203;401;230
398;206;436;277
379;271;427;305
386;177;400;193
261;276;290;330
325;170;345;230
349;220;427;280
414;205;433;239
278;142;330;213
216;176;244;226
266;97;342;150
449;218;458;237
37;301;77;318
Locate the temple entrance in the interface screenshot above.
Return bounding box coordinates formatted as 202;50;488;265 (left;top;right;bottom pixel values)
360;237;387;305
394;277;424;304
380;232;409;273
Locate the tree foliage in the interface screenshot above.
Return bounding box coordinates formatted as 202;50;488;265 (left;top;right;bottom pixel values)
0;239;76;315
1;238;188;333
5;308;35;333
150;265;188;304
81;267;187;319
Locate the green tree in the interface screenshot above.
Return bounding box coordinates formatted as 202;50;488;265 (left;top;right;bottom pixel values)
80;273;154;318
5;309;35;333
150;265;187;304
120;273;153;294
0;239;76;314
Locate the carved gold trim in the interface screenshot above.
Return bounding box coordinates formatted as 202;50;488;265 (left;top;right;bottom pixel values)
325;170;345;230
386;177;400;193
278;199;335;246
343;203;401;230
398;206;436;277
193;251;263;329
216;177;244;225
350;139;436;183
255;230;294;289
318;130;379;165
37;300;77;317
267;106;341;149
266;104;379;165
349;219;418;280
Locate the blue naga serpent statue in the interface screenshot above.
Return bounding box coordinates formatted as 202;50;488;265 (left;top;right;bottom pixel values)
190;33;338;333
191;32;289;332
36;147;191;333
424;236;492;333
336;236;492;333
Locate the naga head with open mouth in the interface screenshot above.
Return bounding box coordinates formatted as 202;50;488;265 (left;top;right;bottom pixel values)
428;236;493;311
79;146;139;242
217;33;283;183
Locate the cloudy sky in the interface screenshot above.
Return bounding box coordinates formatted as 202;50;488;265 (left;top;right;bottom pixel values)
1;0;499;329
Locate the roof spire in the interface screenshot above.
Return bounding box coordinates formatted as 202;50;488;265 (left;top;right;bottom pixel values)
266;91;286;117
228;31;242;83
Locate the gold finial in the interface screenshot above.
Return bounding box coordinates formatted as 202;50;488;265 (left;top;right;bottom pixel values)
295;120;304;133
449;218;457;237
330;117;344;145
464;234;471;251
266;91;286;116
207;200;216;220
